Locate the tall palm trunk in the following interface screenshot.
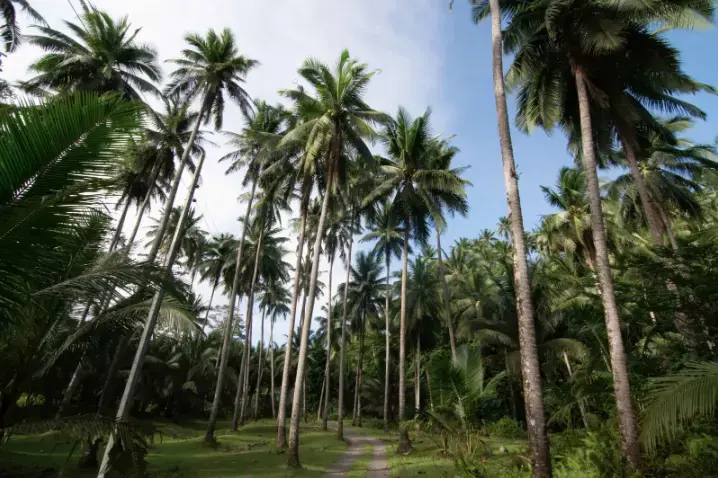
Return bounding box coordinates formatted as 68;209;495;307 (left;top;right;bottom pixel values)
337;210;355;441
619;133;664;247
383;251;391;432
658;204;678;251
253;309;267;419
287;170;334;468
206;176;258;441
415;337;423;414
195;281;218;352
109;198;132;252
396;226;412;454
125;163;162;254
235;225;265;429
276;194;309;448
98;149;206;477
435;229;457;361
270;318;276;419
488;1;551;474
321;256;335;430
352;310;366;426
575;67;640;470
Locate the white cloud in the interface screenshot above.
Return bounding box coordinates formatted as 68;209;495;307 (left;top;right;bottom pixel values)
3;0;449;344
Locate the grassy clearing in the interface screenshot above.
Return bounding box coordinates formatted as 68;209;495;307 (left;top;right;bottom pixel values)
348;425;528;477
0;419;347;477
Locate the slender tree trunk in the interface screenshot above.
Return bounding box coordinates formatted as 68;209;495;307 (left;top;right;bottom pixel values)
435;229;457;361
276;195;309;449
97;333;131;414
563;351;589;429
426;364;434;411
270;318;276;419
414;331;422;416
487;0;551;473
236;226;265;429
397;226;412;454
109;198;132;252
206;176;258;441
620;133;664;247
321;256;334;430
337;212;355;441
353;310;366;426
317;374;326;421
98;148;206;477
287;171;334;468
253;309;267;419
575;67;640;469
124;163;162;254
57;356;86;418
383;252;392;432
657;204;678;251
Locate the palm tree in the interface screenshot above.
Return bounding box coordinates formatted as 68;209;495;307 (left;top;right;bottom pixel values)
361;203;407;431
22;7;160;99
319;207;350;430
429;139;470;361
346;251;384;426
199;234;238;333
145;206;205;262
498;0;713;466
0;0;45;53
259;281;291;418
279;50;385;466
464;0;552;472
362;107;465;452
99;28;256;471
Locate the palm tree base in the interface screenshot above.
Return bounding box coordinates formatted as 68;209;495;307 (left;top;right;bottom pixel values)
396;427;413;455
286;451;301;468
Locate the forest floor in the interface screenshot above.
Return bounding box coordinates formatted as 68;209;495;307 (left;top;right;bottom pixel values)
0;419;527;477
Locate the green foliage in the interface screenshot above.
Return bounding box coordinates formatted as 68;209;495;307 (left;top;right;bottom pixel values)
487;417;524;439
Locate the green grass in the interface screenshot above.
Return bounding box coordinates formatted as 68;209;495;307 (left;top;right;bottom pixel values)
346;445;372;478
0;419;347;477
347;425;528;477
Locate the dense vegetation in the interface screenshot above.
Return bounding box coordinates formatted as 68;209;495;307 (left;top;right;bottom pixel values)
1;0;718;477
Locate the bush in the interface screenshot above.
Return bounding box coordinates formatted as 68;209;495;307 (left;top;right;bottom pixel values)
487;417;525;439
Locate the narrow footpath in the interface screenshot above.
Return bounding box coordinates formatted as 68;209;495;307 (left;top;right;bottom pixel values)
325;426;389;477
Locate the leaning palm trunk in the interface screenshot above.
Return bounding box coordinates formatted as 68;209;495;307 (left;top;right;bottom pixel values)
287;170;334;468
414;331;420;417
337;210;355;441
321;256;335;430
563;351;589;429
109;198;132;252
253;309;267;419
396;227;412;454
383;251;391;432
125;162;162;254
435;228;457;361
98;149;206;477
352;311;366;426
620;133;664;247
575;68;640;470
276;195;309;448
488;0;551;473
235;225;265;429
206;176;258;441
270;318;276;419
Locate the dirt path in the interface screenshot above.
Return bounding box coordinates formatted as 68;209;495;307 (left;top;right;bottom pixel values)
325;426;389;477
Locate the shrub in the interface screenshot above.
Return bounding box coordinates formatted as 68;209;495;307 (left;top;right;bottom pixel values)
487;417;525;439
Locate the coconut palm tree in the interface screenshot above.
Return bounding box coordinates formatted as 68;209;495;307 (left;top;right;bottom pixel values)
258;281;291;418
345;251;384;426
361;203;407;431
0;0;45;53
278;50;386;466
362;107;465;452
22;7;160;99
99;28;257;471
429;139;470;361
463;0;552;472
199;234;237;332
497;0;714;466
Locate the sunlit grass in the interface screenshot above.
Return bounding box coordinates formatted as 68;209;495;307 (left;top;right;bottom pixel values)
0;419;347;477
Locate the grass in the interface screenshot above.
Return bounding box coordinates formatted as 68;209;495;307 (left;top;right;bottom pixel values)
346;445;372;478
347;425;528;477
0;419;347;477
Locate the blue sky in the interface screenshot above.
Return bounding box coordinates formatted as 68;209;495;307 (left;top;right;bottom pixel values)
4;0;716;344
